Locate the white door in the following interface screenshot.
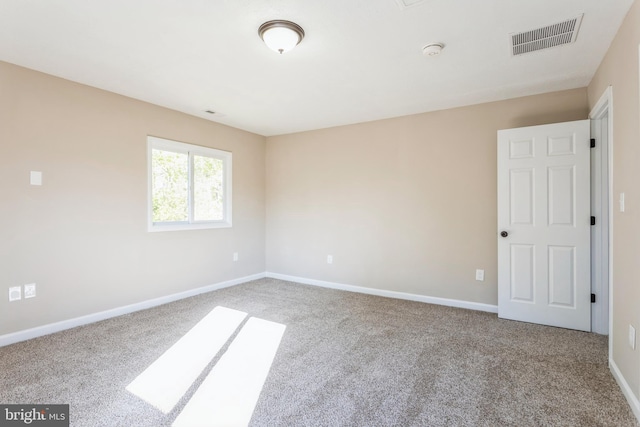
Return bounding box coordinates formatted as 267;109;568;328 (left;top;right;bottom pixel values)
497;120;591;331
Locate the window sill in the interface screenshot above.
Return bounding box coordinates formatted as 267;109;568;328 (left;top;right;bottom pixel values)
148;221;232;232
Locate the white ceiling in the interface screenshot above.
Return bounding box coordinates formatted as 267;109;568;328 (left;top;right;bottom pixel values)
0;0;634;136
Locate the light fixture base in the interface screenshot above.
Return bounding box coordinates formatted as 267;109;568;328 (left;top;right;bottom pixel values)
258;20;305;54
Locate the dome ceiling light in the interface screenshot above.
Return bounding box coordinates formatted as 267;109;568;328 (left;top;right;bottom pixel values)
258;20;305;54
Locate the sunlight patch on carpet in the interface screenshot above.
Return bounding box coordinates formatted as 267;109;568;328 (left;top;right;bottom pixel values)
126;306;247;413
172;317;286;427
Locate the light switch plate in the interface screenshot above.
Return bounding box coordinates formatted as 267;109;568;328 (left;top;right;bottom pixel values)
30;171;42;186
475;269;485;281
620;192;625;212
9;286;21;302
327;255;333;264
630;325;636;350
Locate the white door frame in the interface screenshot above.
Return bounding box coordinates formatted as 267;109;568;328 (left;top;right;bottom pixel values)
589;86;613;353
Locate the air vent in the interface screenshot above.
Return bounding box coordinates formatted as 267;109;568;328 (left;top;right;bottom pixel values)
510;14;583;56
203;110;226;118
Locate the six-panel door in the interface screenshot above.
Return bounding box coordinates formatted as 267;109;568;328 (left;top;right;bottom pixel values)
497;120;591;331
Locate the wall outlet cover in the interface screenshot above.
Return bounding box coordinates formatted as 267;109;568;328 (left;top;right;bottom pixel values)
24;283;36;298
629;325;636;350
9;286;21;302
475;269;485;281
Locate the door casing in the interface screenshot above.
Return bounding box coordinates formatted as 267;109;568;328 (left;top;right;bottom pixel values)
589;86;613;343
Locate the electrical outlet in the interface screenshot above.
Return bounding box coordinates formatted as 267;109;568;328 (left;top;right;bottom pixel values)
475;269;485;281
620;192;625;212
233;252;238;262
24;283;36;299
327;255;333;264
629;325;636;350
9;286;21;302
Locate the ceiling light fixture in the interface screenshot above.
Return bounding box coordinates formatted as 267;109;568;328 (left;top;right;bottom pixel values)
258;20;305;54
422;43;444;57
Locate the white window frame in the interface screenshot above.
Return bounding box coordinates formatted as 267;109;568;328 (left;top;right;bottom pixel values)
147;136;232;232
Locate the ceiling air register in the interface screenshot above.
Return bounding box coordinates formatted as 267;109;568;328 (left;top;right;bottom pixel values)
510;14;583;56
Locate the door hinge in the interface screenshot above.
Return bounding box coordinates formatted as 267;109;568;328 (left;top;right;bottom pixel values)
591;293;596;303
591;138;596;148
591;216;596;226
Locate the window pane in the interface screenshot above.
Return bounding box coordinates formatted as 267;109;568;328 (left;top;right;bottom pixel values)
152;149;189;223
193;155;224;221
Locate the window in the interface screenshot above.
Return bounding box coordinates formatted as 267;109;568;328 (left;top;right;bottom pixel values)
148;136;232;231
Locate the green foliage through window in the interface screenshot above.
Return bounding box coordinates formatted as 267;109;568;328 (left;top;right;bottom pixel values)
193;155;224;221
152;149;189;223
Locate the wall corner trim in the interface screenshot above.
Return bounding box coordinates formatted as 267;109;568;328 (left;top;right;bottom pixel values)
610;358;640;422
265;272;498;313
0;272;266;348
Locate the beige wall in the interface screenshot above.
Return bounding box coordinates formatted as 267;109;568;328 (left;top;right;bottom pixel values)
266;89;589;305
588;0;640;403
0;61;266;336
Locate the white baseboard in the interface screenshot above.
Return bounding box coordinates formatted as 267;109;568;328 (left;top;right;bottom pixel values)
610;358;640;423
265;272;498;313
1;271;499;348
0;273;266;348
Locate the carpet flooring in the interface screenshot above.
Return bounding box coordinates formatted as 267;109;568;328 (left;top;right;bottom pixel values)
0;278;637;426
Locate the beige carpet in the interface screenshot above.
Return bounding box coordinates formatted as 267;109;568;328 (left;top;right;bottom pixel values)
0;278;637;426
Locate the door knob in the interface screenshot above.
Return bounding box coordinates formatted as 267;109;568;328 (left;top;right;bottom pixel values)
500;231;509;238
